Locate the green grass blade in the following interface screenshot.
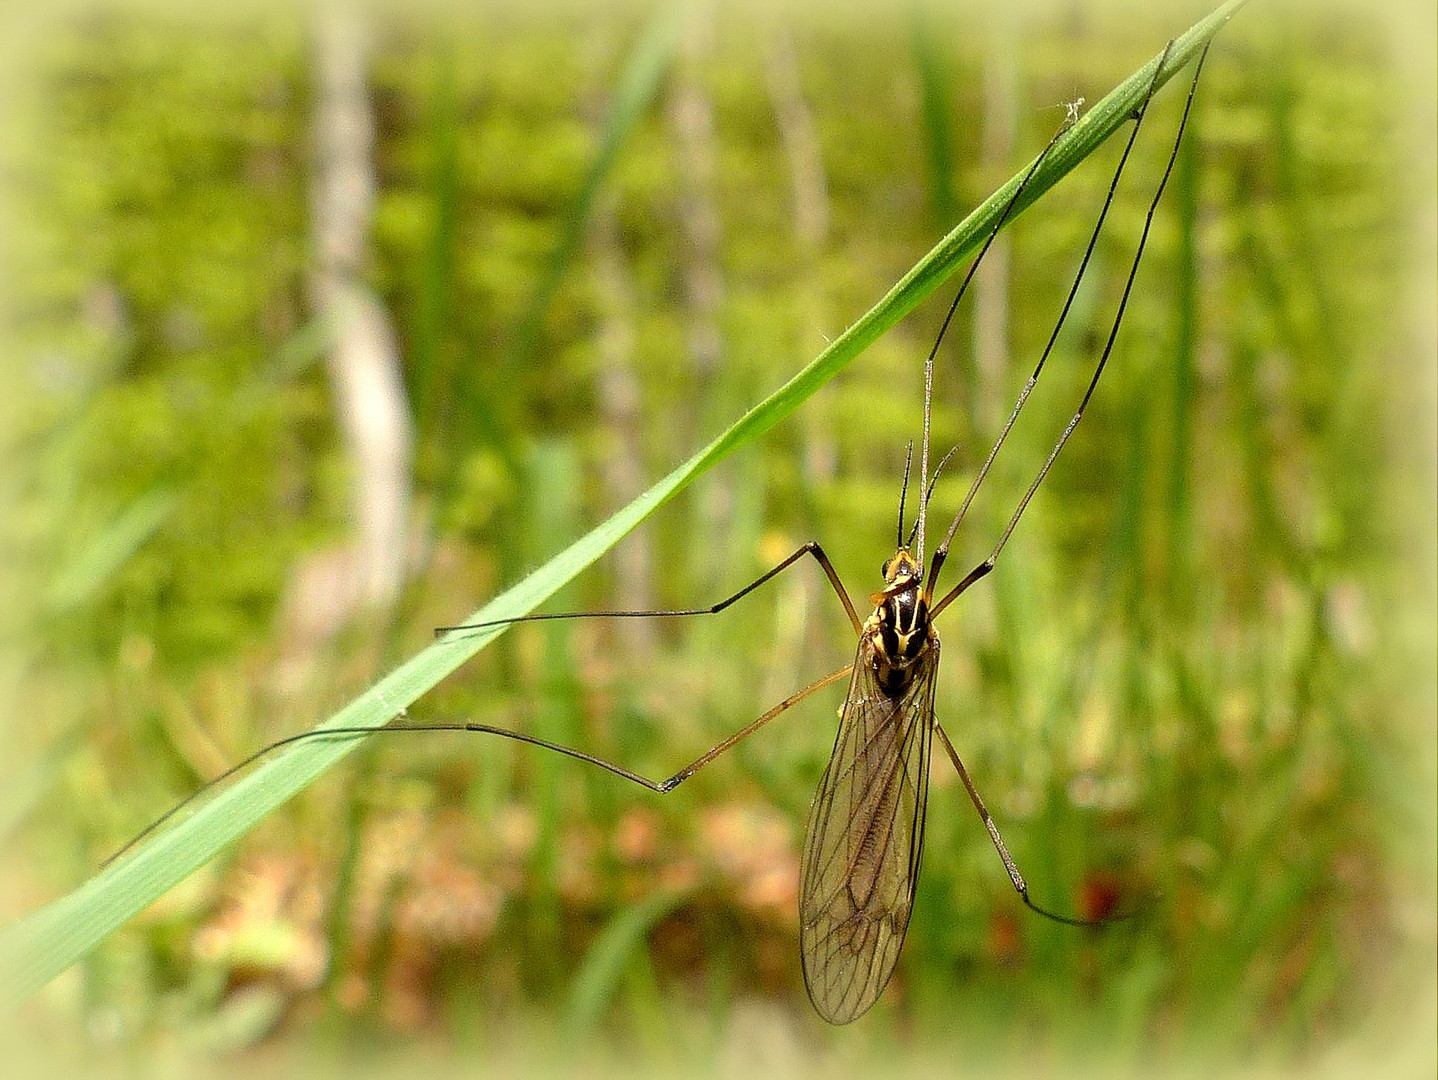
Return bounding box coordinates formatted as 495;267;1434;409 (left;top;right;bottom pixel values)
0;728;86;848
0;0;1243;1008
441;0;685;537
410;41;462;437
559;889;688;1043
1165;90;1201;613
45;488;177;612
908;2;960;225
507;0;685;363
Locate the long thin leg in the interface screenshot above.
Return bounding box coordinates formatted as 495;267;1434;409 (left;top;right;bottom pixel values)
464;661;852;793
931;41;1210;619
934;722;1110;927
437;541;862;638
103;665;854;868
927;41;1177;596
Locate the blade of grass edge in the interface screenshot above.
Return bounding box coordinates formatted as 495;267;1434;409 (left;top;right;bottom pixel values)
0;0;1243;1009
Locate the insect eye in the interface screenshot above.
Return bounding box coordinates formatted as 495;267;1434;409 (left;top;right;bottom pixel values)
881;558;891;577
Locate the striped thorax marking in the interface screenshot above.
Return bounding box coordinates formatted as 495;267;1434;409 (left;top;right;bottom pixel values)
866;549;936;699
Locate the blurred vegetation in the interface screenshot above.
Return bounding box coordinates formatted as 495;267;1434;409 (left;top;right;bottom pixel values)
1;0;1433;1076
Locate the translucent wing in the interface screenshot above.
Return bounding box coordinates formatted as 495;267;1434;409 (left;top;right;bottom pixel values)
799;635;938;1024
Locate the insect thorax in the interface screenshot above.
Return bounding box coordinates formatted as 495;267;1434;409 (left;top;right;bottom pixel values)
867;550;936;698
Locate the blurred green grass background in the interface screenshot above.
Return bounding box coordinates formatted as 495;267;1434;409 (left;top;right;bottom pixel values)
1;0;1433;1076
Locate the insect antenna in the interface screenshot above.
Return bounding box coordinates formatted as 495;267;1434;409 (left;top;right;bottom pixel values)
895;439;914;549
906;445;958;550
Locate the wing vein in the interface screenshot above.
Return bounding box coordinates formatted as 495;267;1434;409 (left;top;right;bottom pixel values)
799;636;939;1024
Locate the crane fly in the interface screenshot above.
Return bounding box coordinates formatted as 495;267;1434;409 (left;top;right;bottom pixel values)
108;36;1213;1026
